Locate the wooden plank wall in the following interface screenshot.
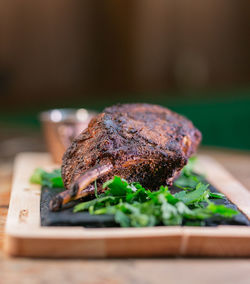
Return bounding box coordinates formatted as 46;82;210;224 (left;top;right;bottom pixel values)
0;1;250;107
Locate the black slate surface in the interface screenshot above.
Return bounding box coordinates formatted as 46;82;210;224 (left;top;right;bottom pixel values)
40;181;250;228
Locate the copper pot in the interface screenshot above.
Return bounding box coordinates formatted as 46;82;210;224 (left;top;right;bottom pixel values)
40;108;97;164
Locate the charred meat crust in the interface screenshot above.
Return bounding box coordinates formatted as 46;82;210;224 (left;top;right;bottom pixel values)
61;103;202;192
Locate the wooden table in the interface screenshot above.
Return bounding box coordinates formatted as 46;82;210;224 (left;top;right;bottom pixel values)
1;131;250;283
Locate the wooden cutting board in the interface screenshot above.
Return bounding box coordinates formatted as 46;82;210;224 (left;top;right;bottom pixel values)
4;152;250;258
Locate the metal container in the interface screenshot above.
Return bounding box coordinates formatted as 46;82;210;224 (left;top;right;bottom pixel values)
40;108;97;164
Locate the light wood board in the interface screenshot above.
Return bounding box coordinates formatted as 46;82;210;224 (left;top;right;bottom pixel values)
4;152;250;257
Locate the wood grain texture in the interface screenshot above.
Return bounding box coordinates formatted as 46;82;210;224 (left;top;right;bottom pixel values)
0;162;11;254
1;146;250;283
3;152;250;258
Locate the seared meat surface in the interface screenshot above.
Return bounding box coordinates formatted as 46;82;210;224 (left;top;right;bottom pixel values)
50;103;201;211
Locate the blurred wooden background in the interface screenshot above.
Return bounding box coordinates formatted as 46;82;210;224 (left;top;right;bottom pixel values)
0;0;250;107
0;1;250;150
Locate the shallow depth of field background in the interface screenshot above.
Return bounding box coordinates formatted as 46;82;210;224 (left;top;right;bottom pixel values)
0;1;250;150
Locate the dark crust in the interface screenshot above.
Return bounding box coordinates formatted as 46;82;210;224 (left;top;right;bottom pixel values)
61;103;202;191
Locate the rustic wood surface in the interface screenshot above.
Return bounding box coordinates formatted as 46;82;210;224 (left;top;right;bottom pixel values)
1;131;250;283
4;153;250;258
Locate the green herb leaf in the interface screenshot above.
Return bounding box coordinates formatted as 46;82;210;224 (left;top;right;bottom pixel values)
103;176;133;196
30;168;64;188
74;172;240;227
209;192;225;199
30;156;239;228
94;180;98;198
175;183;210;205
73;196;117;213
29;168;44;185
115;211;130;227
207;203;239;218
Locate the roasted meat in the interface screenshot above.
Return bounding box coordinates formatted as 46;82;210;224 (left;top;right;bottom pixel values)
50;103;201;211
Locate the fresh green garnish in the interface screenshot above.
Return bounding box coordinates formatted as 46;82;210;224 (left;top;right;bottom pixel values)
173;157;202;189
206;203;238;218
209;192;225;199
30;158;240;227
30;168;64;188
94;180;98;198
73;174;239;227
174;183;210;206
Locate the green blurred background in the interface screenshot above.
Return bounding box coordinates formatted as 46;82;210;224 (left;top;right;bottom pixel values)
1;1;250;150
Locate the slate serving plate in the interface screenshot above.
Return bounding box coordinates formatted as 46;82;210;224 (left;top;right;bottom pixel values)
40;178;250;228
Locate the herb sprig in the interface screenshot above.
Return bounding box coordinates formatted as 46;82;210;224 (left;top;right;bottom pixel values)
30;168;64;188
73;175;238;227
30;158;239;227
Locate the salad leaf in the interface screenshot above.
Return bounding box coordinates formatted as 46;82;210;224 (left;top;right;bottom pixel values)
94;180;98;198
173;156;206;189
30;168;64;188
174;183;210;205
103;176;134;196
29;168;44;185
74;176;239;227
115;210;131;227
206;203;239;218
209;192;225;199
30;156;240;227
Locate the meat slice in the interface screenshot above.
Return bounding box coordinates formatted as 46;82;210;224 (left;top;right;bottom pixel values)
50;103;201;211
